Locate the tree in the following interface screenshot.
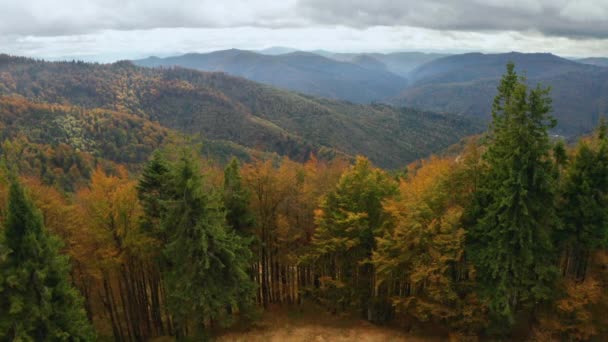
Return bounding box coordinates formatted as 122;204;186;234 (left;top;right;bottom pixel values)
374;156;486;334
0;179;94;341
223;157;254;235
137;150;171;243
162;152;255;337
558;123;608;280
466;63;559;328
307;156;397;317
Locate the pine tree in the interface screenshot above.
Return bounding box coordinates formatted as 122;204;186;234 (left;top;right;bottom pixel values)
466;63;559;327
0;179;95;341
162;153;255;337
558;123;608;280
223;157;254;235
307;156;397;317
137;150;171;243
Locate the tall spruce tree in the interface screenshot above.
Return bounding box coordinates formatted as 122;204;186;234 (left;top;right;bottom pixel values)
137;150;171;243
558;122;608;280
223;158;254;235
466;63;559;327
307;157;397;317
162;153;255;337
0;179;95;341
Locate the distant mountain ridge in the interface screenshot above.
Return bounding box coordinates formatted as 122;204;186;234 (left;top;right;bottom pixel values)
578;57;608;68
318;51;450;77
0;54;481;168
390;52;608;136
133;49;409;104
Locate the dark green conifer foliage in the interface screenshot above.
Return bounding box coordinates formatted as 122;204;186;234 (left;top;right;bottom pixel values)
558;122;608;280
137;150;171;242
466;63;558;327
0;179;95;341
162;153;255;337
223;157;254;235
308;157;397;316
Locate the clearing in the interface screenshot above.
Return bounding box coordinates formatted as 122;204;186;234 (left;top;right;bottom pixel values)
215;304;435;342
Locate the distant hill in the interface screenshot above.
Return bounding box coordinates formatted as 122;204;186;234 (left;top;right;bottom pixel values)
316;51;449;78
257;46;299;55
578;57;608;68
390;52;608;136
133;49;408;104
0;54;481;168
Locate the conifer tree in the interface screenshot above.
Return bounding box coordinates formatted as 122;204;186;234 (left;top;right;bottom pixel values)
0;179;95;341
137;150;171;243
223;157;254;235
466;63;559;327
558;122;608;280
162;152;255;337
307;156;397;317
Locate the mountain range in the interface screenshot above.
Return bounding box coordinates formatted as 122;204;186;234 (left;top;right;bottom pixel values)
392;52;608;135
0;54;480;169
134;49;410;104
134;49;608;136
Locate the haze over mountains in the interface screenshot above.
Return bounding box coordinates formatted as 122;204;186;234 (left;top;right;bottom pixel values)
134;49;411;104
135;49;608;136
0;54;479;169
392;52;608;135
1;47;606;172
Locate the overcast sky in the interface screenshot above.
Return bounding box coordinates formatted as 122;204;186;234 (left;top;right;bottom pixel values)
1;0;607;61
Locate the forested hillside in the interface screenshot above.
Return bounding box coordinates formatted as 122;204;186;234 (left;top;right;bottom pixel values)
1;63;608;341
0;54;480;169
134;50;608;138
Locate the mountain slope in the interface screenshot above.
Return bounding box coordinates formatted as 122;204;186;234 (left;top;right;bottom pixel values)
323;52;449;78
390;52;608;135
578;57;608;68
133;50;408;104
0;55;482;168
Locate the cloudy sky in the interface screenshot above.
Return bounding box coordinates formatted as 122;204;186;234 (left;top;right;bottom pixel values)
1;0;607;61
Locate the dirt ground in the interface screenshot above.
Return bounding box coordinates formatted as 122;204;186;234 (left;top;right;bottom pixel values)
215;304;433;342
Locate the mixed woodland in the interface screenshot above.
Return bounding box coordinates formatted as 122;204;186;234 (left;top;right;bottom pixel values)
0;62;608;341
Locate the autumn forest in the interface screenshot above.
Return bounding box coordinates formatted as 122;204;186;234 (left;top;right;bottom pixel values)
1;57;608;342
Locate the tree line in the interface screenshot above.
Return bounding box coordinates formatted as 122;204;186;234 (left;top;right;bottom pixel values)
1;63;608;340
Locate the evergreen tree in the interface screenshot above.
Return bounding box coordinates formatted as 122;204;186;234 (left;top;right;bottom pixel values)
0;179;95;341
558;123;608;280
162;153;255;337
137;150;171;243
223;157;254;235
466;63;559;327
307;157;397;317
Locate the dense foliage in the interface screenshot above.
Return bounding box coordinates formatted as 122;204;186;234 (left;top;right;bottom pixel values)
0;179;94;341
0;62;607;341
0;54;481;168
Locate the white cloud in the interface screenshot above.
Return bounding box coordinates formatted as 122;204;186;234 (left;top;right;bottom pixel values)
0;0;607;59
3;26;607;63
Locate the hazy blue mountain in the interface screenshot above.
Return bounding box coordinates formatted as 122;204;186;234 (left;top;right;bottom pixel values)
390;52;607;136
317;51;449;77
133;49;408;103
257;46;299;55
578;57;608;68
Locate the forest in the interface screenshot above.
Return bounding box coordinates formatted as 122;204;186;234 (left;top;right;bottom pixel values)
1;63;608;341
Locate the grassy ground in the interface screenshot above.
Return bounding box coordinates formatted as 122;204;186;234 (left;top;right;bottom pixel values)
215;304;434;342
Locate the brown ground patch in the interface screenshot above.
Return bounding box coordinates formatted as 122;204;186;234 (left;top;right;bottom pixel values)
215;304;434;342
